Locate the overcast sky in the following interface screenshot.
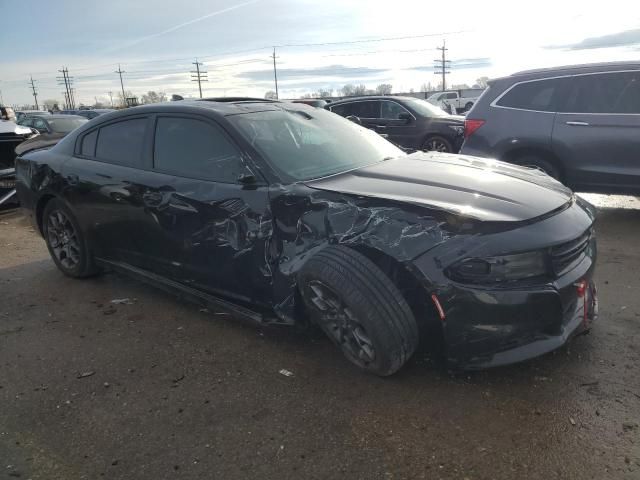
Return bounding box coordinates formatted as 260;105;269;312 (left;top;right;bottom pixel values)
2;0;640;106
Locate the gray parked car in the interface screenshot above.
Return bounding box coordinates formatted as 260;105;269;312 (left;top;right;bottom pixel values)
461;62;640;194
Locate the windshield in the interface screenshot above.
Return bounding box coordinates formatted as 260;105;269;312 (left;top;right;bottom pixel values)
230;107;404;181
48;117;88;133
403;97;448;117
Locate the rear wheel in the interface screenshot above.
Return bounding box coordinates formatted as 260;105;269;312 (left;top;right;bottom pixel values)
513;155;562;181
299;246;419;376
464;101;474;111
422;135;453;153
43;198;99;278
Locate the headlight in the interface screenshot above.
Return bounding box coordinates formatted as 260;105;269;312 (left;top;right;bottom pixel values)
447;251;548;283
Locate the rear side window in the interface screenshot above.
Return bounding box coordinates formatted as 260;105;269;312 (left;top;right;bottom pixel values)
95;118;147;167
496;78;567;112
81;130;98;157
563;71;640;114
153;117;245;183
331;101;379;118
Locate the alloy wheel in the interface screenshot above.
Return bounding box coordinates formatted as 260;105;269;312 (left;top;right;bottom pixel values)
306;280;376;367
425;138;450;152
46;209;81;270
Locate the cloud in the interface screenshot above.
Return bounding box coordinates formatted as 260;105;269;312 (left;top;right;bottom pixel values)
237;64;389;82
548;29;640;50
104;0;260;53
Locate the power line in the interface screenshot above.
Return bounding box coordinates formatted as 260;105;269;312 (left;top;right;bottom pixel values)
434;40;451;91
57;67;74;109
28;75;39;109
115;64;126;106
190;59;208;98
271;47;279;99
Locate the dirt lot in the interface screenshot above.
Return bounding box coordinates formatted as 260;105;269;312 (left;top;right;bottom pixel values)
1;195;639;480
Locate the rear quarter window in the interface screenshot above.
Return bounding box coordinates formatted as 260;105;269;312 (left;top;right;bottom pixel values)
496;77;568;112
95;118;147;167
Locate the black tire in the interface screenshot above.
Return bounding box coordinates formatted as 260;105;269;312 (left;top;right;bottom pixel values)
464;101;474;111
298;246;419;376
422;135;453;153
42;198;99;278
513;155;562;181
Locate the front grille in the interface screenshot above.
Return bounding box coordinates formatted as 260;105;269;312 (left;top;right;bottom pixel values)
550;228;592;276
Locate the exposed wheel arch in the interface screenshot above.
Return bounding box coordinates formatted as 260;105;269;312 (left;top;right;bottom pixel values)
343;245;446;358
35;194;57;235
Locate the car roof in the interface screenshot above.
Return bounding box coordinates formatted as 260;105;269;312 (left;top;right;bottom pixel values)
329;96;416;105
493;61;640;83
112;98;313;117
46;114;87;120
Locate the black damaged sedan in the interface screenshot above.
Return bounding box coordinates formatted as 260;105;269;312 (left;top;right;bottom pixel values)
15;99;597;376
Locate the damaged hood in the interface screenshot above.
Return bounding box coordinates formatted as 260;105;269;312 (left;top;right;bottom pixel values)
305;152;573;222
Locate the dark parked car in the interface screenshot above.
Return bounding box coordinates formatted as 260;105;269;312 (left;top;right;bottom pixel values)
16;110;51;122
461;62;640;193
16;99;597;375
292;99;328;108
326;96;464;152
16;114;87;155
75;109;115;120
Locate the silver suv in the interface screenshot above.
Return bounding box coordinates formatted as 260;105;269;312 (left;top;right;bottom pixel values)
461;62;640;194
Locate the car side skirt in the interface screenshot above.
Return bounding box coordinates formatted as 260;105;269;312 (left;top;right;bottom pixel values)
97;258;283;325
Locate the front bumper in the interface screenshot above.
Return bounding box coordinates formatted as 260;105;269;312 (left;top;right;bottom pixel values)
412;197;598;369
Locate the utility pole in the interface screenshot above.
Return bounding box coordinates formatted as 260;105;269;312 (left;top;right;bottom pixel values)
29;76;39;110
108;91;113;107
433;40;451;92
115;64;126;107
57;67;74;109
271;47;279;99
190;59;208;98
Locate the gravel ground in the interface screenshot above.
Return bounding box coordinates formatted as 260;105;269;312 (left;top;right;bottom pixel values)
1;195;639;480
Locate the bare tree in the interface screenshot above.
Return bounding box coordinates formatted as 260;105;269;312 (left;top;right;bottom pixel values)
375;84;393;95
420;82;434;93
118;90;136;107
141;91;168;104
340;84;355;96
475;76;489;88
264;90;277;100
316;88;333;98
353;84;367;96
42;99;60;111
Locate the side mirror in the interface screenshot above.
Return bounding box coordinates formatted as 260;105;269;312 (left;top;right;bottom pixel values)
398;112;412;123
346;115;362;125
237;173;256;185
30;128;40;135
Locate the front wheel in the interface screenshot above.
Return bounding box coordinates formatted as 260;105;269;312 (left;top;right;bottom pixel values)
299;246;419;376
43;198;99;278
422;135;453;153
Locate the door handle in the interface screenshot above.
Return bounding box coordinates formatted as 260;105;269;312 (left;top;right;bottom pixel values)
565;121;590;126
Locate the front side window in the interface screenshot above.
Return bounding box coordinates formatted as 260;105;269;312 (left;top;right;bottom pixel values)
563;71;640;114
154;117;245;183
95;118;147;167
496;78;568;112
33;118;48;131
380;101;411;119
230;107;404;182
